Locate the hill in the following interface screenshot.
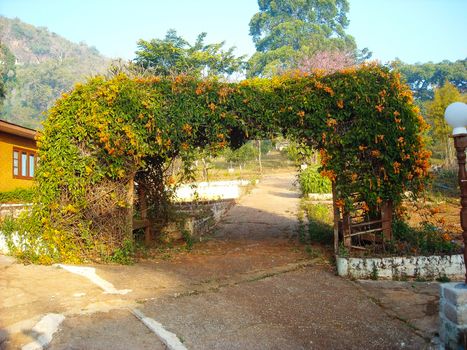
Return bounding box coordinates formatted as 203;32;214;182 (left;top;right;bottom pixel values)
0;16;112;128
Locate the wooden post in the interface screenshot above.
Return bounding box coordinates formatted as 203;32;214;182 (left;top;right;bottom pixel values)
381;201;393;241
258;140;262;174
453;135;467;284
342;212;351;248
332;184;339;253
139;186;152;245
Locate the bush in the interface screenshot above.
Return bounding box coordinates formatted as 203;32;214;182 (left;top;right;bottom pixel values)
306;203;333;244
391;218;460;255
298;167;332;194
0;188;35;203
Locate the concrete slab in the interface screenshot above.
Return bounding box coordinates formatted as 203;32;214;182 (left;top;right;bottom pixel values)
48;309;167;350
140;267;428;350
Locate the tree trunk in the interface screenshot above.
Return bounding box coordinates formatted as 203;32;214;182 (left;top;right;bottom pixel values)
127;173;135;239
257;140;263;174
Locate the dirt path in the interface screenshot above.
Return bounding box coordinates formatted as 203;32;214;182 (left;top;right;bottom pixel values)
0;173;437;349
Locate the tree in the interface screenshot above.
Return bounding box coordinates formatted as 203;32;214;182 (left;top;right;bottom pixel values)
426;82;466;167
0;43;16;103
394;58;467;101
133;29;245;78
295;49;355;74
247;0;359;76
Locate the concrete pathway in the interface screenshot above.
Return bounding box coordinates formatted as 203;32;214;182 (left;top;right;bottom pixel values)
0;173;439;349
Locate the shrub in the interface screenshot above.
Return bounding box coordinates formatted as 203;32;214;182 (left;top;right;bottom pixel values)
0;188;35;203
299;167;332;194
391;218;459;255
306;203;333;244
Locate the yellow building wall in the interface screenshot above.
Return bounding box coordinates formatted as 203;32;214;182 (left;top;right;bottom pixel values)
0;131;37;192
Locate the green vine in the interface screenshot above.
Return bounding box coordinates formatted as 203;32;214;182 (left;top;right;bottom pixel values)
9;63;430;263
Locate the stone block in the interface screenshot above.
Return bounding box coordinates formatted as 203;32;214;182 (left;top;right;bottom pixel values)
444;300;467;324
443;283;467;306
439;315;467;350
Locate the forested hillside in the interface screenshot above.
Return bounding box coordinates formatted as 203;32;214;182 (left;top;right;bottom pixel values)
0;16;111;128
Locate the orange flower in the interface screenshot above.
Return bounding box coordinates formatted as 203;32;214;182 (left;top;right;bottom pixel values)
167;176;176;186
358;145;367;151
335;199;345;209
430;207;441;215
361;202;369;212
393;161;401;174
297;110;305;117
371;150;381;157
323;86;335;96
376;197;383;204
181;142;189;150
337;100;344;109
397;136;404;144
351;173;358;182
326;118;337;127
319;149;330;165
393;111;400;117
375;104;384;113
217;133;225;139
208;102;216;111
320;169;336;182
442;233;452;241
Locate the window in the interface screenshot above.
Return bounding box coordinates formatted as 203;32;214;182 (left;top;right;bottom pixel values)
13;148;36;179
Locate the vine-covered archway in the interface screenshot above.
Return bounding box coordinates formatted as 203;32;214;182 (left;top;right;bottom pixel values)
17;64;430;263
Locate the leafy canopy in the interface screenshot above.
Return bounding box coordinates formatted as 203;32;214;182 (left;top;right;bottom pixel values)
0;42;15;103
133;29;245;78
394;58;467;101
248;0;357;76
426;81;466;166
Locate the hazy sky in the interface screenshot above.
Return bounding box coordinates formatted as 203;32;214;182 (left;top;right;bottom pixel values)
1;0;466;64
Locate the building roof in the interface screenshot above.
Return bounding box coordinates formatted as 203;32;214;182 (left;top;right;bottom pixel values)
0;119;37;140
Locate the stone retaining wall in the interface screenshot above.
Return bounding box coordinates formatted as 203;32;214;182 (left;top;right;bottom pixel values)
175;180;253;201
0;203;32;218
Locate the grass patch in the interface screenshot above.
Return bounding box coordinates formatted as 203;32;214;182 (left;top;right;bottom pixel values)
300;200;333;245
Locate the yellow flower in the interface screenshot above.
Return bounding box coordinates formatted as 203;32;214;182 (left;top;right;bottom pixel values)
182;123;193;134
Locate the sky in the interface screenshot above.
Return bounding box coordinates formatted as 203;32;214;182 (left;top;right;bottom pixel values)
0;0;466;64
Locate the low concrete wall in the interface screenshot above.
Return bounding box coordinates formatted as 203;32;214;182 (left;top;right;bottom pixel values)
336;254;465;280
161;199;235;241
175;180;252;201
0;203;32;218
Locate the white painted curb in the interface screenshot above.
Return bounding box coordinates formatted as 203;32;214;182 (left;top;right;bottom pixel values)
55;264;131;295
131;308;187;350
21;313;65;350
